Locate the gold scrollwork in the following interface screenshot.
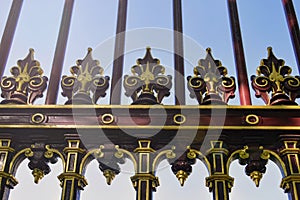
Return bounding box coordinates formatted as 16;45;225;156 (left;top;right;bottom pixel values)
101;114;114;125
186;146;211;174
0;48;48;104
173;114;186;125
245;114;260;125
114;145;137;173
31;113;46;124
123;47;172;104
44;145;66;169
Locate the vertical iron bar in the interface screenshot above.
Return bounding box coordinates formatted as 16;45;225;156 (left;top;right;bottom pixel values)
282;0;300;73
110;0;128;105
173;0;185;105
45;0;74;104
0;0;24;78
227;0;252;105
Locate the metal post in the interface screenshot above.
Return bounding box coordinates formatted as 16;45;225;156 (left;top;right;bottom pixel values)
45;0;74;104
59;137;87;200
173;0;185;105
0;0;24;78
206;141;234;200
110;0;128;105
227;0;252;105
281;0;300;73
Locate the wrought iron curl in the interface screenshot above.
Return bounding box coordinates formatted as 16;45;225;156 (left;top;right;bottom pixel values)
251;47;300;105
187;48;236;104
123;47;172;104
0;49;48;104
61;48;110;104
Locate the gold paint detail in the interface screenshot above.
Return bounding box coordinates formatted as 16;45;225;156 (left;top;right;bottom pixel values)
131;173;160;189
32;168;44;184
63;140;85;154
93;145;104;158
0;139;14;152
1;103;300;110
58;172;88;189
250;171;263;187
280;175;300;193
239;146;250;160
9;147;33;174
245;114;260;125
173;114;186;125
103;169;116;185
3;124;300;131
207;148;229;156
0;171;18;188
61;48;109;104
0;48;48;104
280;141;300;156
187;146;211;174
176;170;189;187
251;47;300;105
64;140;83;174
263;150;287;177
152;146;176;172
123;47;172;104
187;48;236;104
30;113;46;124
44;145;66;169
205;174;234;192
114;145;137;173
134;140;155;153
24;147;34;158
101;114;114;125
79;145;104;174
226;146;249;177
0;139;14;175
259;146;270;160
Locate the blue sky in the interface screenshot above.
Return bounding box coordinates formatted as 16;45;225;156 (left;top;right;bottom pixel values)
0;0;299;199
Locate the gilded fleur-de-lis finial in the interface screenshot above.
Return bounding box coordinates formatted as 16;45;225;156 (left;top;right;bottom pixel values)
0;49;48;104
187;48;236;105
251;47;300;105
61;48;110;104
123;47;172;104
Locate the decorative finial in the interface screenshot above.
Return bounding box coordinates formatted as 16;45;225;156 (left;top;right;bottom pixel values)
251;47;300;105
176;170;189;186
123;47;172;105
250;171;263;187
187;47;236;104
32;168;44;184
103;169;116;185
61;48;110;104
0;49;48;104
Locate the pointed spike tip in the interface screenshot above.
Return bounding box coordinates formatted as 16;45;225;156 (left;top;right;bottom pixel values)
267;47;273;57
250;171;263;187
175;170;189;187
103;169;116;186
179;177;185;186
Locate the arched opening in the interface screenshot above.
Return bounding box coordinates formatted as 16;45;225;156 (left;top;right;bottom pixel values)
9;158;63;200
229;160;287;200
154;159;211;200
81;158;135;199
